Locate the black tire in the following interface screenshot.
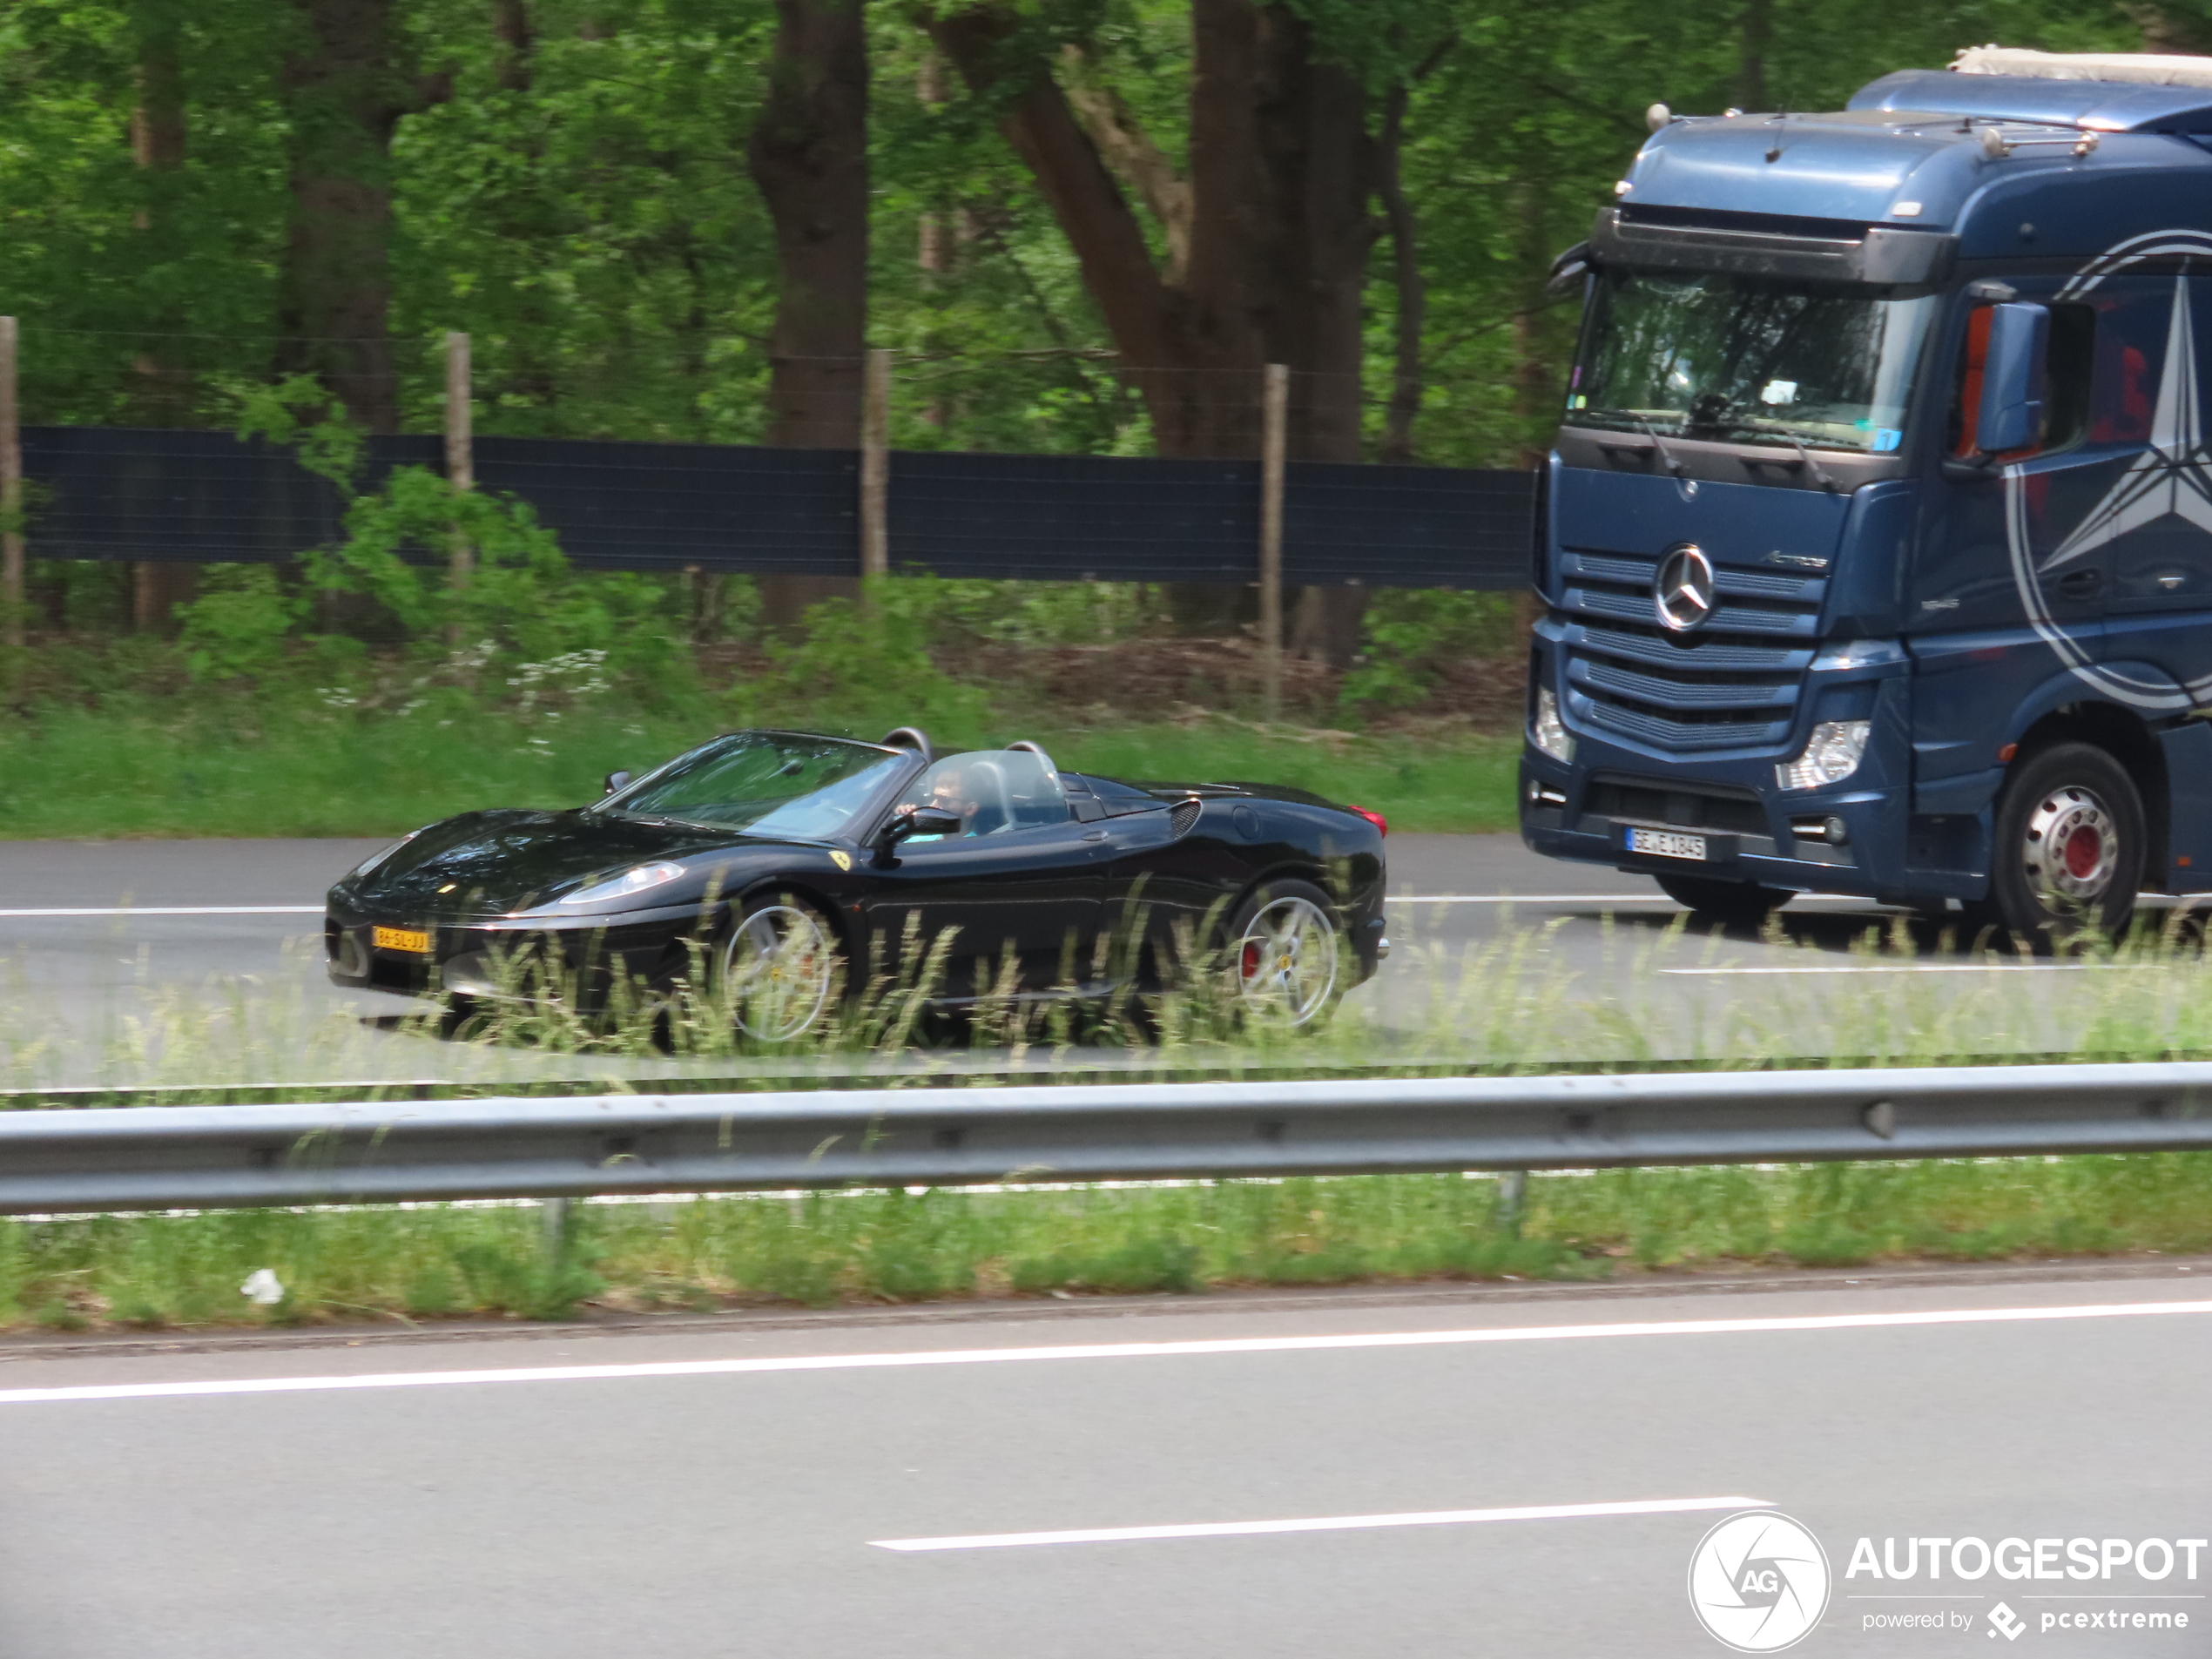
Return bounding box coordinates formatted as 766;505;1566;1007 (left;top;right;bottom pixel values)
1224;877;1345;1028
1655;873;1795;927
1983;742;2143;948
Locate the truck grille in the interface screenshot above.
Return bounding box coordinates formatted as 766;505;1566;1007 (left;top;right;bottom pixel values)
1558;549;1822;752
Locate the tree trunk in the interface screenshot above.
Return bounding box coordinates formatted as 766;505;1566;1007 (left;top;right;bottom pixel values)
927;1;1374;637
748;0;869;625
128;0;198;624
1737;0;1770;112
277;0;448;434
279;0;399;433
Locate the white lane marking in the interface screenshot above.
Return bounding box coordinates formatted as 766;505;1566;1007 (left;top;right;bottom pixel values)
871;1494;1770;1553
1387;893;1872;906
0;906;324;918
3;1298;2209;1407
1662;963;2123;976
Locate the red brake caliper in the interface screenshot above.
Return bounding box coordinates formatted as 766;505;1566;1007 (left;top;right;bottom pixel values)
1241;940;1262;979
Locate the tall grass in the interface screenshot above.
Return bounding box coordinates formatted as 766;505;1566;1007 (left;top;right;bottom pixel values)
8;1154;2208;1335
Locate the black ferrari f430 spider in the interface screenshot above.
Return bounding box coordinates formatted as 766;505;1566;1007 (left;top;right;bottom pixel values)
327;727;1388;1037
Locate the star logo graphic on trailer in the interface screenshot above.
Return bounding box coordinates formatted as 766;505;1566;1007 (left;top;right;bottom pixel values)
2006;228;2212;711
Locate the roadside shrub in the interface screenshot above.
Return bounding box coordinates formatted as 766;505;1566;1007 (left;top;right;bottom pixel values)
1339;590;1516;716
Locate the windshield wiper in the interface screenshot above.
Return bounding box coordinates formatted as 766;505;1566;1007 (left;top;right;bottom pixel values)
1586;408;1689;477
1724;416;1842;492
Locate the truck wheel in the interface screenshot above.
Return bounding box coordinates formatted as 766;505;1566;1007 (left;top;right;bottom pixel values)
1984;743;2143;948
1654;873;1795;927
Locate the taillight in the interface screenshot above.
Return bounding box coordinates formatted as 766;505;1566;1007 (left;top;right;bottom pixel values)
1348;805;1388;838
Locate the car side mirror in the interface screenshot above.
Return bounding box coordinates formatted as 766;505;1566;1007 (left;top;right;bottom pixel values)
1975;301;2048;456
603;770;632;797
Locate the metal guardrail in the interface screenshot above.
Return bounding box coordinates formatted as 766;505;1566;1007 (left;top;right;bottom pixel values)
2;1062;2209;1215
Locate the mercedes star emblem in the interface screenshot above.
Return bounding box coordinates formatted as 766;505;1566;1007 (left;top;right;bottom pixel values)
1656;544;1717;632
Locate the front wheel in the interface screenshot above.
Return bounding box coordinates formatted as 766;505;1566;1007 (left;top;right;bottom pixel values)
1226;879;1345;1028
720;894;843;1041
1982;743;2143;948
1655;873;1795;928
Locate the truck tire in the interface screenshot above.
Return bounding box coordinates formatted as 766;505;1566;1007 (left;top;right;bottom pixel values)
1982;742;2143;948
1654;873;1795;927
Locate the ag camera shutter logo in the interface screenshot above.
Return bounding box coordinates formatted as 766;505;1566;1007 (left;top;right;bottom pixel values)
1689;1511;1831;1652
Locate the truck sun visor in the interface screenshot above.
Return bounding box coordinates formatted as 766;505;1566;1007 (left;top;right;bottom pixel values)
1589;207;1958;289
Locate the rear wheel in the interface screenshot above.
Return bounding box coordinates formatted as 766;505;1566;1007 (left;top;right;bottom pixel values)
720;894;842;1041
1655;873;1795;928
1982;743;2142;948
1226;879;1344;1028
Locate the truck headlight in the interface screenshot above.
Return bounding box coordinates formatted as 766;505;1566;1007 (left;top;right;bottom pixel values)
1777;720;1871;791
1531;686;1575;763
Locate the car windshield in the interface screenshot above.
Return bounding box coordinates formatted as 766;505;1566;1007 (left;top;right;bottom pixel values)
1568;269;1938;453
603;732;907;838
893;749;1069;839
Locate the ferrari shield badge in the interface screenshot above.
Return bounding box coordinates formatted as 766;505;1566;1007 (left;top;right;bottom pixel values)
829;850;853;871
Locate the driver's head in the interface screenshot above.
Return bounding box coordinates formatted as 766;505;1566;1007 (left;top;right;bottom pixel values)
927;766;974;819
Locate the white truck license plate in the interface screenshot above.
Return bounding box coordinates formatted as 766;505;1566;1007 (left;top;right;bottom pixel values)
1627;826;1707;861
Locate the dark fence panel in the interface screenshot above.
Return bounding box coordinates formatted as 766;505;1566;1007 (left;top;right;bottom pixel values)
475;437;860;577
888;449;1259;583
19;426;1535;590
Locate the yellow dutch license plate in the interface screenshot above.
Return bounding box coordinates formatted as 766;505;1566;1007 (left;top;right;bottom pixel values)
372;925;433;954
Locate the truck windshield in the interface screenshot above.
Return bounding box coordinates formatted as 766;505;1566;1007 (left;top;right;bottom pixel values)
1568;270;1937;454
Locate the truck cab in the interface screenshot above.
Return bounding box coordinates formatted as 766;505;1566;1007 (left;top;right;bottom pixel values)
1521;47;2212;941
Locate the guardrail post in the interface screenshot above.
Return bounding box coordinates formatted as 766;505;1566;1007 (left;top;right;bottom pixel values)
444;331;474;651
0;316;22;651
860;347;891;592
1259;362;1288;723
1496;1169;1527;1238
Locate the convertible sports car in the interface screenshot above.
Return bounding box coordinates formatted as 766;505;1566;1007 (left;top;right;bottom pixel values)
326;727;1389;1037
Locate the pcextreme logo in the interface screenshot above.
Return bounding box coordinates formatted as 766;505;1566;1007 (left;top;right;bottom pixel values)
1689;1511;1832;1652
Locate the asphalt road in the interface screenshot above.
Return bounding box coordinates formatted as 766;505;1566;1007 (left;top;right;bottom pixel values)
0;833;2183;1086
2;1271;2206;1657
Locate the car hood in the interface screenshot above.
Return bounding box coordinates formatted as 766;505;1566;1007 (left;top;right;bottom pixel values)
334;808;784;916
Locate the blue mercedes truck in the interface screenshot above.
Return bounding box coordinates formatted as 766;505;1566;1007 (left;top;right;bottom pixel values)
1521;46;2212;940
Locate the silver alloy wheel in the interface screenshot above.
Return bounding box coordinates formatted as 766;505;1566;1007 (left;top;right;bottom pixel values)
722;904;836;1041
2021;784;2119;903
1233;895;1340;1025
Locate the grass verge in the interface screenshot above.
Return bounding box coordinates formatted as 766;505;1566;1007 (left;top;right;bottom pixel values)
6;1154;2207;1335
0;704;1520;839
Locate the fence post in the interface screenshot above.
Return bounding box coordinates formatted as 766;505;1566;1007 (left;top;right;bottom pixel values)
444;331;474;650
0;317;21;651
860;347;892;587
1259;362;1288;723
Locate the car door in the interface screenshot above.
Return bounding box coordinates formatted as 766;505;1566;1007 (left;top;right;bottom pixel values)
857;823;1108;995
853;750;1107;995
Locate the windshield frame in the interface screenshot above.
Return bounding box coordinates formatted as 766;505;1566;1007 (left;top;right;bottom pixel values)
1567;267;1941;456
593;730;921;842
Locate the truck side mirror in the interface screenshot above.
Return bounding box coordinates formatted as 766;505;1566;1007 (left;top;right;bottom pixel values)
1975;301;2049;456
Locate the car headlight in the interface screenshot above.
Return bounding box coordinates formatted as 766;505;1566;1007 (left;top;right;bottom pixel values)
1531;685;1575;763
1776;721;1871;791
555;860;687;907
348;827;427;880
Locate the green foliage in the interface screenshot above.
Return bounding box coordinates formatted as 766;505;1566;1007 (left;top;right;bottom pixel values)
733;581;993;732
1340;589;1514;714
174;564;307;682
